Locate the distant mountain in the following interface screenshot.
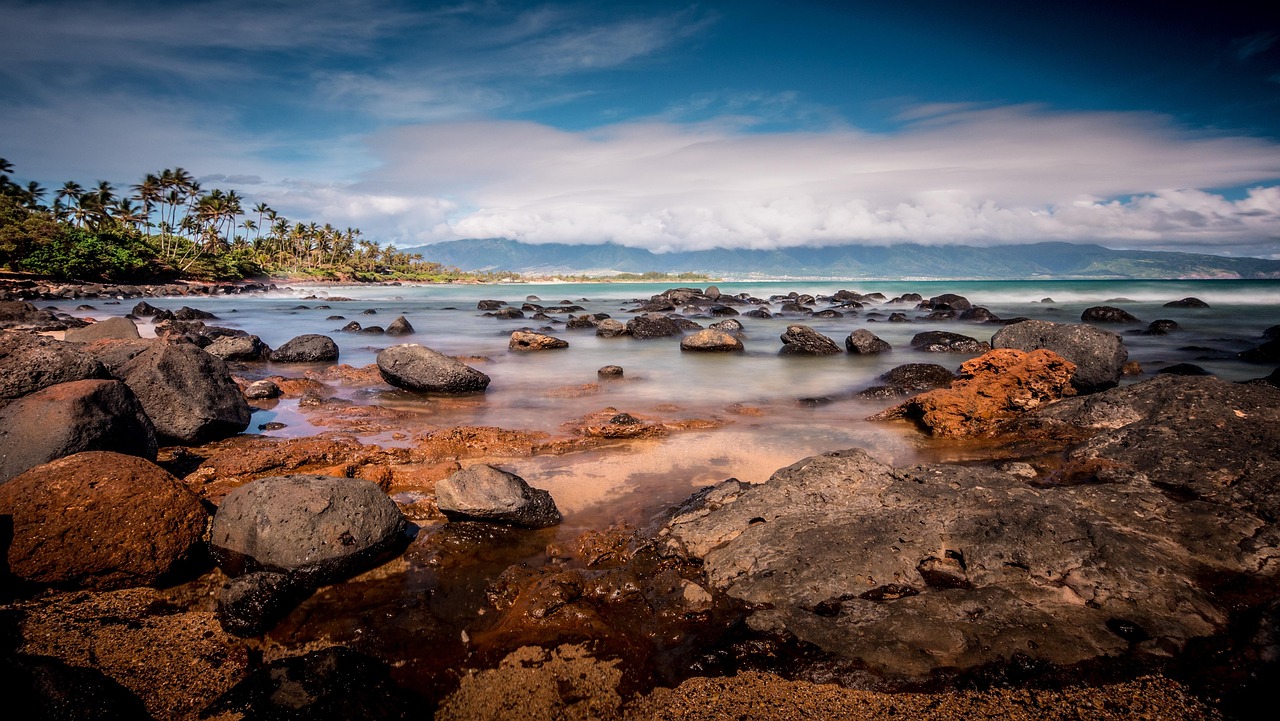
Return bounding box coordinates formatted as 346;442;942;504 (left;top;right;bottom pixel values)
405;238;1280;280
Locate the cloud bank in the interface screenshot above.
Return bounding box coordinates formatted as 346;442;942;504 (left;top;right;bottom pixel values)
317;105;1280;256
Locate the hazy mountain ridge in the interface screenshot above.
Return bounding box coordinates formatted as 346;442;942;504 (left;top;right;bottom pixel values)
405;238;1280;279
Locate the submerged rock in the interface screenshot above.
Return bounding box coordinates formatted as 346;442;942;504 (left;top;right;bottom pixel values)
845;329;891;354
626;314;682;339
779;325;841;355
435;464;561;528
680;328;744;352
509;330;569;351
1081;305;1141;324
1164;297;1210;308
377;344;491;393
909;330;988;353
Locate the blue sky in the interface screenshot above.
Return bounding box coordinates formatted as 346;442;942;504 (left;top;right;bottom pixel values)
4;0;1280;257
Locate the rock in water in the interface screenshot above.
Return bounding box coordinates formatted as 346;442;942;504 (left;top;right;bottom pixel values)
377;344;491;393
385;315;414;336
909;330;988;353
779;325;841;355
595;319;628;337
509;330;569;351
210;474;407;585
0;379;157;482
1081;305;1141;323
845;329;891;354
626;315;682;339
871;348;1077;437
218;571;306;637
435;464;561;528
0;452;208;589
990;319;1128;392
1164;297;1210;308
63;316;141;342
117;342;252;444
680;328;744;352
0;332;109;403
270;334;339;362
205;334;270;361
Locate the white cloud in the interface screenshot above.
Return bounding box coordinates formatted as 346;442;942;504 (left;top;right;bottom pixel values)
318;105;1280;255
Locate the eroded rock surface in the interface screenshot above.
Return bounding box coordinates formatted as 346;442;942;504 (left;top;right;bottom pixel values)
991;319;1128;392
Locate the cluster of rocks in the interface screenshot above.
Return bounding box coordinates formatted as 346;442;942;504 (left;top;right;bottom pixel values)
0;278;275;302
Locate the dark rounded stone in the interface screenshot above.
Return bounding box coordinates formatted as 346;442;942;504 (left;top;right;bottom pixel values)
779;325;841;355
1163;297;1210;308
1081;306;1141;324
1141;319;1181;335
1157;363;1212;376
205;334;270;361
271;334;339;363
909;331;988;353
435;464;561;528
385;315;414;336
626;314;682;339
598;365;624;379
0;332;110;403
376;344;490;393
118;343;252;444
991;319;1128;393
846;329;891;354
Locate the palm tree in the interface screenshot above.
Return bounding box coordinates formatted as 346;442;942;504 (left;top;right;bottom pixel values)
57;181;83;211
24;181;46;209
0;158;13;175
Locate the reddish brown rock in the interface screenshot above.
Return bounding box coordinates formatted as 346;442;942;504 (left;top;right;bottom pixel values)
872;348;1077;437
184;436;412;502
0;452;209;589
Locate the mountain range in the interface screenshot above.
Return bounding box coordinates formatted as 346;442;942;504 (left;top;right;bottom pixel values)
404;238;1280;280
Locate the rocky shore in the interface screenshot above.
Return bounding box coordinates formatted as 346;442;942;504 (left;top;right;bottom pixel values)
1;285;1277;719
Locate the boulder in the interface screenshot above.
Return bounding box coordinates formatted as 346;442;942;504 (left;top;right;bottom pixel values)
626;315;682;339
990;319;1128;392
0;300;71;330
1141;319;1180;335
958;307;999;323
131;301;161;316
118;343;252;444
1240;338;1280;364
435;464;561;528
0;332;109;404
595;319;628;338
244;380;282;399
680;329;744;352
0;451;208;589
710;318;744;334
81;338;155;374
205;334;270;361
340;321;362;332
742;308;773;319
63;316;141;342
871;349;1077;437
918;293;972;311
1081;305;1141;323
1164;297;1210;308
270;334;339;363
858;363;957;399
210;474;407;585
377;344;490;393
494;307;526;320
509;330;569;351
477;300;506;310
845;329;891;354
0;379;157;482
218;571;307;637
597;365;624;380
174;306;218;320
779;325;841;355
385;315;414;336
909;330;988;353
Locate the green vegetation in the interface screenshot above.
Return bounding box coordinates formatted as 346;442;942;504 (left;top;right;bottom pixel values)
541;271;715;282
0;158;511;283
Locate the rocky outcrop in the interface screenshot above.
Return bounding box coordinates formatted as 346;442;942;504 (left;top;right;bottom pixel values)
990;319;1128;392
680;329;744;352
376;344;490;393
0;379;157;482
663;376;1280;680
0;452;208;589
3;333;109;408
0;300;85;331
509;330;569;351
1081;305;1141;323
778;325;841;355
63;316;141;343
626;315;682;340
81;338;155;374
845;329;890;354
435;464;562;528
210;474;407;585
909;331;988;353
117;342;252;444
270;334;339;363
871;349;1076;437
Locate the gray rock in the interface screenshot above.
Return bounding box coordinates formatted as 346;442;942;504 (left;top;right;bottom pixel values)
0;332;109;404
598;365;624;379
494;307;526;320
174;306;218;320
857;363;955;398
63;316;140;342
82;338;155;374
245;380;282;399
270;334;339;363
435;464;561;528
376;344;490;393
0;379;157;482
385;315;414;336
626;314;682;339
1164;297;1210;308
991;319;1128;392
1141;319;1180;336
118;343;252;444
779;325;841;355
509;330;569;351
477;300;506;310
709;318;744;334
680;328;744;352
909;330;988;353
595;319;628;337
131;301;161;316
1081;305;1141;323
210;474;407;585
845;329;891;354
206;334;270;361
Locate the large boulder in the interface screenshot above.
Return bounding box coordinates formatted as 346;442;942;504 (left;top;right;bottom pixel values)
626;315;682;340
680;328;744;352
377;344;490;393
206;334;270;362
0;332;109;404
0;301;74;331
210;474;407;585
435;464;561;528
1081;305;1141;323
871;349;1077;437
779;325;841;355
0;379;158;482
845;329;891;354
509;330;569;351
117;343;252;444
270;334;339;363
991;319;1128;392
909;330;988;353
63;316;141;343
0;451;208;589
81;338;155;374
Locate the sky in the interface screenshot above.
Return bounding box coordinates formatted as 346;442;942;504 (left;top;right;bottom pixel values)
4;0;1280;258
